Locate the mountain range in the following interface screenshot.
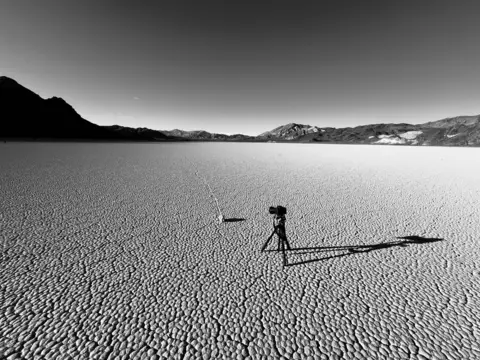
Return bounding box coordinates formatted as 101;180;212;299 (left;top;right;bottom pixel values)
1;76;480;146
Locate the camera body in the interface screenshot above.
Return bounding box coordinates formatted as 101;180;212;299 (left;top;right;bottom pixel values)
269;205;287;216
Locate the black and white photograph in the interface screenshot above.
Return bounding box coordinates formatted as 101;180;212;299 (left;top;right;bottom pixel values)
1;0;479;359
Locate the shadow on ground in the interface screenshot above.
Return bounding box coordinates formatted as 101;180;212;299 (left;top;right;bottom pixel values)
224;218;246;223
265;235;444;267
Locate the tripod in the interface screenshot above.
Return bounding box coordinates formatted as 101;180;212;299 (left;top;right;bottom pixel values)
261;215;291;266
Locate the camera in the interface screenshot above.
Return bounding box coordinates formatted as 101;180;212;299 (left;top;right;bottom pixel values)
269;205;286;216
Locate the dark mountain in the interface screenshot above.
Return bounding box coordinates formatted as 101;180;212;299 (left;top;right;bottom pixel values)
0;76;176;141
0;76;121;139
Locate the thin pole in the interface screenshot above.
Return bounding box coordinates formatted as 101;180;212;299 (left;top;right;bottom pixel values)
196;171;223;220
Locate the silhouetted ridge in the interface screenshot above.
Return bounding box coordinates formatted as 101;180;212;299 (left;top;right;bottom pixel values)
0;76;172;140
0;76;20;87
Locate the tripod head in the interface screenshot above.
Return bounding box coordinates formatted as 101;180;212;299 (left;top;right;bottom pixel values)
269;205;286;217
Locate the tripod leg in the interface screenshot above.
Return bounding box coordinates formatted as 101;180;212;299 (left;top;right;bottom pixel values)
281;237;288;267
261;230;276;252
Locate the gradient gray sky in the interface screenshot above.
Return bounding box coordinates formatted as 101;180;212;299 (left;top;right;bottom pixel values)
1;0;480;135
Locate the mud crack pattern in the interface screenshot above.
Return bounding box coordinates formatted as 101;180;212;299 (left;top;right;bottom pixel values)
1;143;479;359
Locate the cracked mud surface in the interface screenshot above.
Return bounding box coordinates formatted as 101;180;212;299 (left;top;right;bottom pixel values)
1;143;480;359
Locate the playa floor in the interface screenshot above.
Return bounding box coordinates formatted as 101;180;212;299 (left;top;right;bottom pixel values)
1;142;479;359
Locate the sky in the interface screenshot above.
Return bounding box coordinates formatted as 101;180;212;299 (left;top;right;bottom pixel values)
1;0;480;135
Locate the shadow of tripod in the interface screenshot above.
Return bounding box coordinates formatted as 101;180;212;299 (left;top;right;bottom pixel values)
261;215;291;266
263;235;444;267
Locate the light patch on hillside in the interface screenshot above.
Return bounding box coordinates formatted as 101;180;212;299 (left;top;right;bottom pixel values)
375;135;406;145
399;131;423;140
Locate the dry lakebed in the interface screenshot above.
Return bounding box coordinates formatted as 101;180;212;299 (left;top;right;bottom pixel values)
1;142;479;359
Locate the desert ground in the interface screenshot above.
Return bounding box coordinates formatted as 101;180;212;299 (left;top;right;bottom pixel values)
1;142;479;359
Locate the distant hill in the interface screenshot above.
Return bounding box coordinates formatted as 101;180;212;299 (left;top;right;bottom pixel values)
257;118;480;146
103;125;174;141
422;115;480;128
160;129;254;141
258;123;321;140
2;76;480;145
